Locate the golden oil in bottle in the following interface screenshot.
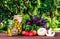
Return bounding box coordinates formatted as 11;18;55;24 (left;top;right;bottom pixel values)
7;27;12;36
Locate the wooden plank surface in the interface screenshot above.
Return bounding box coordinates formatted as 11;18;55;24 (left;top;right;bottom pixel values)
0;32;60;39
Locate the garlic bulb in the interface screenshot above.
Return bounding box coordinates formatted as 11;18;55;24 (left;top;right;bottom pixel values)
37;28;47;36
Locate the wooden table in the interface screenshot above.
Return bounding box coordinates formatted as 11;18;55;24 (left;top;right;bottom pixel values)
0;32;60;39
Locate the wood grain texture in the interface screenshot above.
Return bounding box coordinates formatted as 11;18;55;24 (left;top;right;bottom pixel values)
0;32;60;39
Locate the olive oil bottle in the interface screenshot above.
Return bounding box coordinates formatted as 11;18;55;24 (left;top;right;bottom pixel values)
7;15;22;36
13;15;22;35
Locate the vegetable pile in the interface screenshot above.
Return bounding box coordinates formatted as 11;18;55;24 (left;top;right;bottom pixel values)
23;15;47;31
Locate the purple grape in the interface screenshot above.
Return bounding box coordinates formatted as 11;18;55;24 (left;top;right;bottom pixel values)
42;22;46;25
26;22;31;25
42;20;46;23
37;19;42;23
36;22;39;26
26;20;31;25
43;24;47;28
36;20;42;26
36;18;47;26
36;19;41;25
29;15;37;24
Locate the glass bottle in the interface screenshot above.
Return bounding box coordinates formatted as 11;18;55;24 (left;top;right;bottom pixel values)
7;20;13;36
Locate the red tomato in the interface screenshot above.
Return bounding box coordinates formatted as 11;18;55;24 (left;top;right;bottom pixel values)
24;31;29;36
28;32;34;36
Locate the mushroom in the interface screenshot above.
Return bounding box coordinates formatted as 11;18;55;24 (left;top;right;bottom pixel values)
46;28;55;36
37;28;47;36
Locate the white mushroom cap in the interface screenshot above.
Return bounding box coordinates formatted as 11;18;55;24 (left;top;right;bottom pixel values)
37;28;47;36
46;28;55;36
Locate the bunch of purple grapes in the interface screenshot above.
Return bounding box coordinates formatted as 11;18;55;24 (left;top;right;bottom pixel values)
25;15;47;28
